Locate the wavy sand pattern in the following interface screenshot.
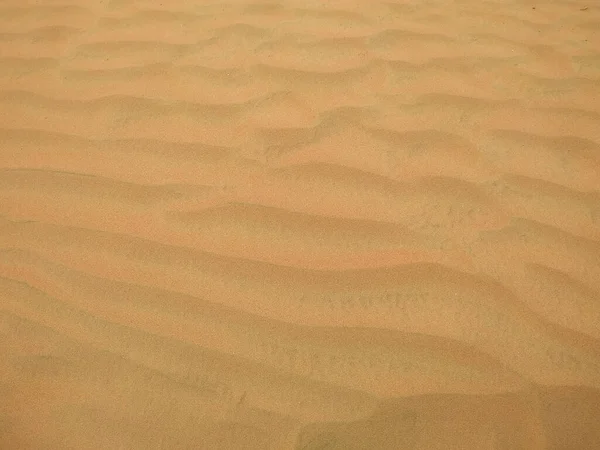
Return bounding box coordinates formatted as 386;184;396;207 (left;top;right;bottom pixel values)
1;0;600;448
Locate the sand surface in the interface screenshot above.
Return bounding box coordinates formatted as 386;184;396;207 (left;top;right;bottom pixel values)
1;0;600;448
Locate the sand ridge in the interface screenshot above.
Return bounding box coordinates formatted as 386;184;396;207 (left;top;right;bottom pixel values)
1;0;600;448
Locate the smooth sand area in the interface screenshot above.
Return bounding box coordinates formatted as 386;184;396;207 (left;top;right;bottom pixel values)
1;0;599;448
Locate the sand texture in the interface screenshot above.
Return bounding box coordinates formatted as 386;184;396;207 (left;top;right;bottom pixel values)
1;0;600;448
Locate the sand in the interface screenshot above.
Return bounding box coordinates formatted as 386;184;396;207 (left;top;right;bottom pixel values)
1;0;599;448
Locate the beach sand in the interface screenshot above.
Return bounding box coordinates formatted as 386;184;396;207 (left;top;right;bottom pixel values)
1;0;599;448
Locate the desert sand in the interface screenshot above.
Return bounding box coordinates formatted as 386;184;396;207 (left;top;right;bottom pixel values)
1;0;600;448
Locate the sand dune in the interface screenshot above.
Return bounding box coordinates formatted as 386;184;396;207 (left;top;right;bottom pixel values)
1;0;599;448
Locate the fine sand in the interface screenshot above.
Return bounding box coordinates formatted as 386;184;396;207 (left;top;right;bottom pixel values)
1;0;600;448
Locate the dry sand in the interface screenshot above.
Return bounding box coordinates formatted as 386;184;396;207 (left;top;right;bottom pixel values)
1;0;600;448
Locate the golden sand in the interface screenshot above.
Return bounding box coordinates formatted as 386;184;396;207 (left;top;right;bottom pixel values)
1;0;599;448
